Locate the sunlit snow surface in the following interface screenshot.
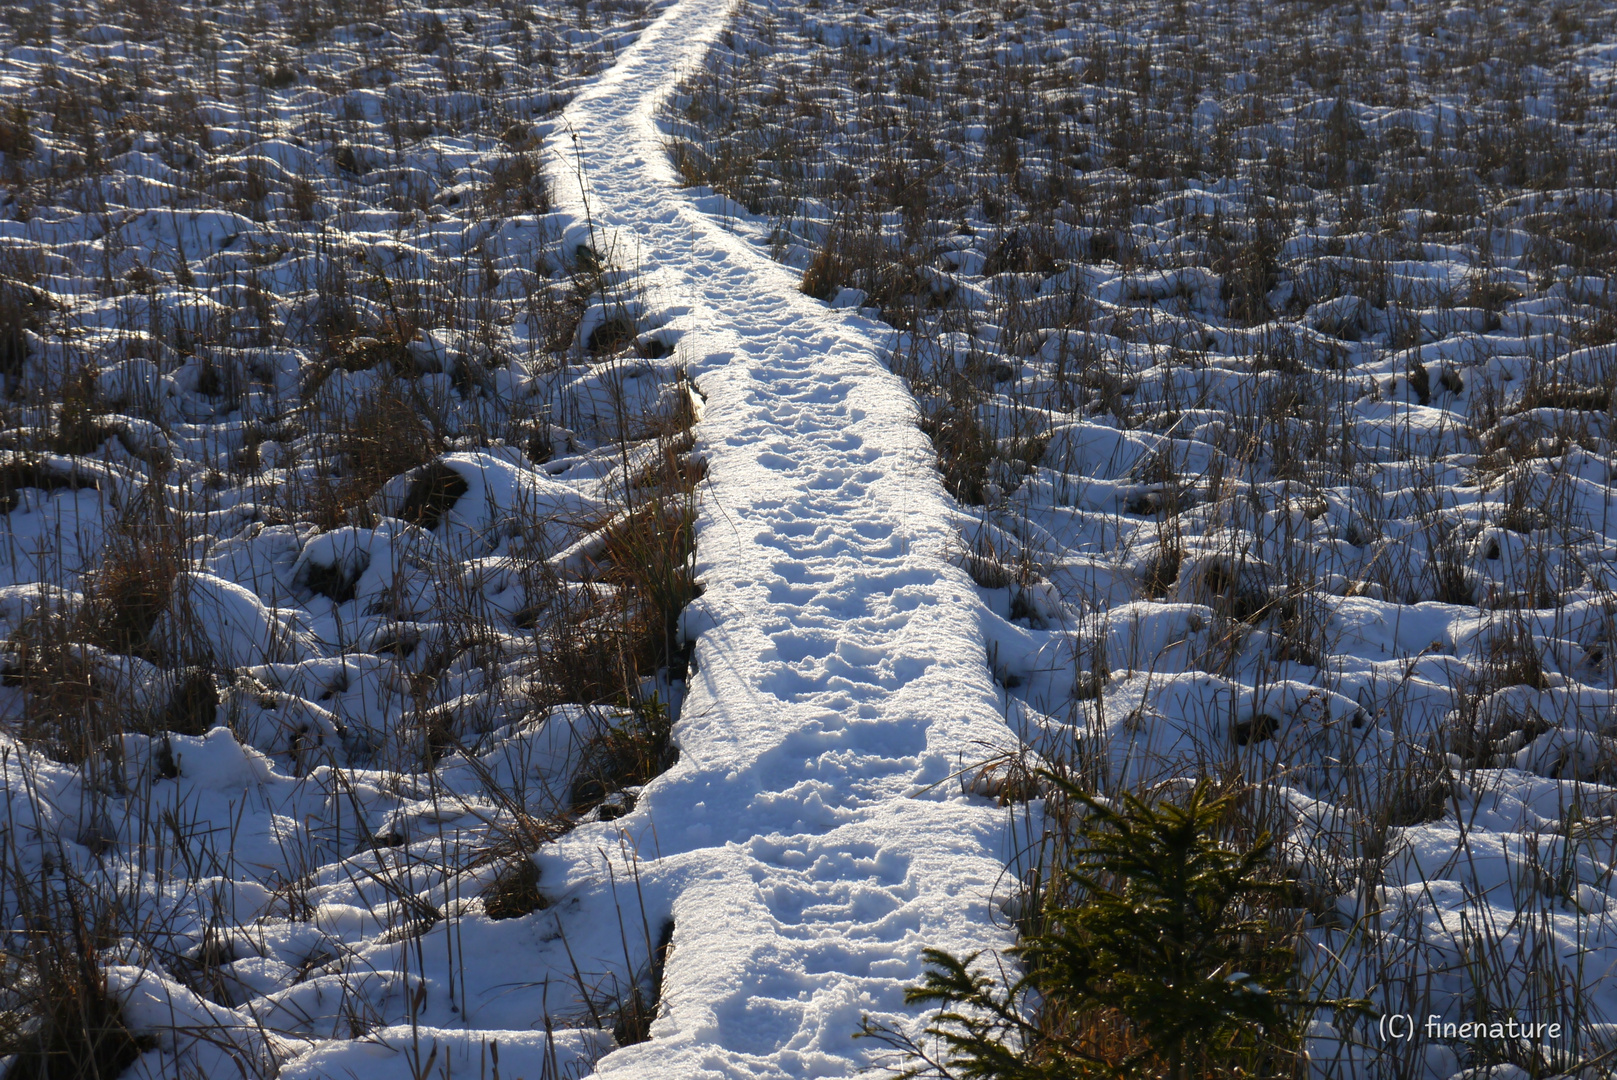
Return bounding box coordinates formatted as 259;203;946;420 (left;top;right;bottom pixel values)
0;0;1022;1077
660;0;1617;1076
3;0;1617;1077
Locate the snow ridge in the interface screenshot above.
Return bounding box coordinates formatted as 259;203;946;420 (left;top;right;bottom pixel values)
545;0;1020;1074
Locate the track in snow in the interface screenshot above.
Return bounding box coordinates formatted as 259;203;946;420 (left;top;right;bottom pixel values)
545;1;1022;1075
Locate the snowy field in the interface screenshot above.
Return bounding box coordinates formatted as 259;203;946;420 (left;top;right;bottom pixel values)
0;0;1616;1076
666;0;1617;1077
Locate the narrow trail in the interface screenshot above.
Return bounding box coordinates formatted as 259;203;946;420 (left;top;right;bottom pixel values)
545;1;1024;1075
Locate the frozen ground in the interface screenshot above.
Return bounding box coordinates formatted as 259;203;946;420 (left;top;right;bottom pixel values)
3;0;1617;1077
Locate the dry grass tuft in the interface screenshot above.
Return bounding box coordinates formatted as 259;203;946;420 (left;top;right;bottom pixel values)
49;366;104;456
286;385;441;529
0;879;151;1079
395;459;469;530
482;857;547;921
570;697;677;816
611;919;673;1048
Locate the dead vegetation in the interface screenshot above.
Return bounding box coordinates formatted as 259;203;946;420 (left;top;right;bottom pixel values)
0;878;151;1080
0;0;694;1071
671;0;1617;1074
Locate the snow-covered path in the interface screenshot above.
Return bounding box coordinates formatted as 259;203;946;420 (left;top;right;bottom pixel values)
546;1;1020;1075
